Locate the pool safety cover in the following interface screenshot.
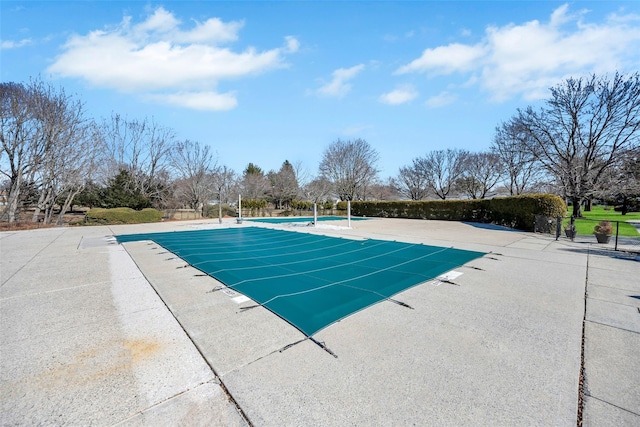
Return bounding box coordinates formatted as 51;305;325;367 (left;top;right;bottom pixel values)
117;227;485;336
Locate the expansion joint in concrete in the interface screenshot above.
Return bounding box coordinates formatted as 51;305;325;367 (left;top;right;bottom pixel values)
577;248;590;426
120;242;254;427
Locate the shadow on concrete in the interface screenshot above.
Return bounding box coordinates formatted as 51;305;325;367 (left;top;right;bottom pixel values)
557;246;640;261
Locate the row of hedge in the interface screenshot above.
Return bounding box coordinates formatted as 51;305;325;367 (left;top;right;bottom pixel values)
346;194;566;231
83;195;564;230
85;207;163;224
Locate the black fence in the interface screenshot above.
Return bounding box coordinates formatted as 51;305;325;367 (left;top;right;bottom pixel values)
534;215;640;253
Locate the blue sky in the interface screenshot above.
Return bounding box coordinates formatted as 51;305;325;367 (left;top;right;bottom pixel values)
2;1;640;180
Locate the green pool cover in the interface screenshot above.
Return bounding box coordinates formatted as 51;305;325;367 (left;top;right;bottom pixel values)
116;227;485;336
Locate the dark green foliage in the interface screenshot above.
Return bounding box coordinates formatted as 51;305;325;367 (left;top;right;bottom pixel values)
350;194;566;231
77;170;152;210
244;163;264;176
75;181;102;208
85;207;162;224
101;170;152;210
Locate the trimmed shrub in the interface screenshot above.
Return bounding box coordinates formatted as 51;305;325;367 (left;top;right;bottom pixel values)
336;201;348;211
241;198;268;216
86;207;163;224
323;200;334;210
204;204;236;218
350;194;565;231
485;194;566;230
291;199;313;210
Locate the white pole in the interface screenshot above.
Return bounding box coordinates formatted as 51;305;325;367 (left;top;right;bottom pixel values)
313;203;317;227
347;200;351;228
238;194;242;222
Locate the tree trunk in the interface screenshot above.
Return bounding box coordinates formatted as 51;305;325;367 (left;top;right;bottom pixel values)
57;188;81;226
44;204;54;224
6;174;23;223
32;187;53;222
585;199;592;212
571;197;582;218
621;196;629;215
32;193;45;222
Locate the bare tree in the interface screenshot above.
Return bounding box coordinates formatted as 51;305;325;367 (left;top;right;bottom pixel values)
26;80;100;224
458;152;504;199
268;160;299;209
101;114;174;206
222;169;241;206
594;146;640;214
291;160;312;190
415;149;468;200
301;176;334;204
1;81;42;222
368;178;398;201
210;164;236;222
1;79;99;223
491;121;545;195
212;165;237;203
513;72;640;217
394;159;430;200
170;140;216;212
318;138;379;201
241;163;269;200
53;123;102;224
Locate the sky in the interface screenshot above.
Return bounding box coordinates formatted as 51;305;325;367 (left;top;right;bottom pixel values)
2;1;640;180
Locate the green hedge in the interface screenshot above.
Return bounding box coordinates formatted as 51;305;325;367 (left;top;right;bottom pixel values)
86;207;163;225
204;204;236;218
350;194;566;231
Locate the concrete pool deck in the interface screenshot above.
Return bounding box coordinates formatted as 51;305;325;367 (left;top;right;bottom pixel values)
1;218;638;426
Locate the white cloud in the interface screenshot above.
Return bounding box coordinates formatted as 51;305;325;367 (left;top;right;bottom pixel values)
46;7;298;110
379;85;418;105
341;124;372;136
425;91;457;108
135;7;181;35
316;64;365;97
284;36;300;53
1;38;32;49
396;4;640;102
396;43;486;75
150;91;238;111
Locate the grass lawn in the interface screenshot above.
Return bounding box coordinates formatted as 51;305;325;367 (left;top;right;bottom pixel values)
565;206;640;236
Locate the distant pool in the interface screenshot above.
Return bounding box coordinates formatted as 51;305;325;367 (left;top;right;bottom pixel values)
245;216;368;224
